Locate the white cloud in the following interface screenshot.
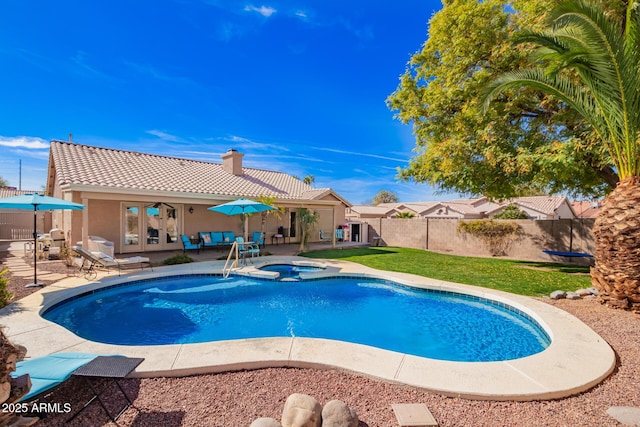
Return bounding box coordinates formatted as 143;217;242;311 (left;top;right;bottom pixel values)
310;146;406;162
294;10;308;20
0;136;49;150
244;5;277;17
146;130;187;143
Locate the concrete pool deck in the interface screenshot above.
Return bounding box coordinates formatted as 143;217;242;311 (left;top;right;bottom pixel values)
0;256;615;401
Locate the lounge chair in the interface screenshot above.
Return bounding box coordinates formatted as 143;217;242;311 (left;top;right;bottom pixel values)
11;352;100;401
235;236;260;262
72;246;152;278
180;235;202;253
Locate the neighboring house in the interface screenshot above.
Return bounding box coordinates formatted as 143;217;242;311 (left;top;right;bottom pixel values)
571;201;602;218
46;141;351;254
488;196;576;219
346;196;576;220
0;188;46;239
346;205;398;220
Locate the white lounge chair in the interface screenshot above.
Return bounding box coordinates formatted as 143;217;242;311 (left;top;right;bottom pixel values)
71;246;152;278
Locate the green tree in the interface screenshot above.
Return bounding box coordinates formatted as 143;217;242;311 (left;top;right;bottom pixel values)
483;0;640;311
493;204;529;219
372;190;398;205
387;0;618;199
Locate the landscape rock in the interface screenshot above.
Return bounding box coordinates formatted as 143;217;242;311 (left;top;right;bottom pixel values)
251;418;282;427
566;291;581;300
575;288;593;297
281;393;322;427
321;400;359;427
550;290;566;300
606;406;640;426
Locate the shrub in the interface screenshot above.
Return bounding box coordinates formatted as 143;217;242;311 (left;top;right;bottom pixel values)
457;220;521;256
162;253;193;265
0;268;14;308
493;204;529;219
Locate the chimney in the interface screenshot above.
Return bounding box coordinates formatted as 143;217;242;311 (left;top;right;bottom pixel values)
221;149;244;175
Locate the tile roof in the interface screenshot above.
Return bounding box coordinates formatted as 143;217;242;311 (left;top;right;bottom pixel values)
49;141;347;203
509;196;569;216
350;196;573;218
348;205;398;215
571;201;601;218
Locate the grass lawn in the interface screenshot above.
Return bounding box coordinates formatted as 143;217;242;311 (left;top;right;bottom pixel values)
301;247;592;296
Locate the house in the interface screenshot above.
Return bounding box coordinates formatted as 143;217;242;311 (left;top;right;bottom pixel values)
46;141;351;254
489;196;576;219
346;196;576;220
571;201;602;218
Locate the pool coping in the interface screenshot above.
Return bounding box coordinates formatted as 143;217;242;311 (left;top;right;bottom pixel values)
0;256;615;401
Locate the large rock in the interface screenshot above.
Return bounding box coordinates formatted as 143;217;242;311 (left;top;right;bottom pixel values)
550;290;566;300
575;288;593;297
251;418;282;427
281;393;322;427
321;400;358;427
566;291;581;300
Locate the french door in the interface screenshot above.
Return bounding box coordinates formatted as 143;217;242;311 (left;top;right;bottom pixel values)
122;203;181;252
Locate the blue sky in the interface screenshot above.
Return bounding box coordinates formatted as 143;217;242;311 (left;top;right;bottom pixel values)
0;0;454;204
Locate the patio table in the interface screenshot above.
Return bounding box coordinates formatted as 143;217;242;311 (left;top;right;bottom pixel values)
68;356;144;423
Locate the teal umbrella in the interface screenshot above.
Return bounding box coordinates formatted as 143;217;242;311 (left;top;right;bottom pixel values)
0;194;84;287
208;198;275;239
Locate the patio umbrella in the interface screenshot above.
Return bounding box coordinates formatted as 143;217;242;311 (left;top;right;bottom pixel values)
208;198;275;240
0;194;84;287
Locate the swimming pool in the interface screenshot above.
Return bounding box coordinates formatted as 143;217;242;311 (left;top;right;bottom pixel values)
43;274;549;362
4;257;615;400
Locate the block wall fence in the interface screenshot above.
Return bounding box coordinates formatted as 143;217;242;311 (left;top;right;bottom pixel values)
364;218;595;265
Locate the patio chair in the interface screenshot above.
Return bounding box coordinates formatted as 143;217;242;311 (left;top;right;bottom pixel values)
180;234;202;253
71;246;152;278
11;352;100;402
319;230;332;241
235;236;260;262
252;231;265;248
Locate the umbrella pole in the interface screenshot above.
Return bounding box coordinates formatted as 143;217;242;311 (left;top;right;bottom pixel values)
27;207;42;287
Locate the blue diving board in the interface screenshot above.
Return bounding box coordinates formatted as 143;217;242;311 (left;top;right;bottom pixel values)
543;250;593;258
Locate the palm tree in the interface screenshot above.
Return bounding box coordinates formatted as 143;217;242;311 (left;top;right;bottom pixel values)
483;0;640;311
394;212;416;219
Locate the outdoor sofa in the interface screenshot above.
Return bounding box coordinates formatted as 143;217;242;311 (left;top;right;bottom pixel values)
198;231;236;249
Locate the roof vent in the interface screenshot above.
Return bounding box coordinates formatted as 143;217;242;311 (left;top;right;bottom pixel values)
221;149;244;175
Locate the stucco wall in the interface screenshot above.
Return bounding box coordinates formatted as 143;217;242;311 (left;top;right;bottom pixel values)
366;218;595;264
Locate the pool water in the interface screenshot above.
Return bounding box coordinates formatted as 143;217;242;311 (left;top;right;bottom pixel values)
258;264;325;279
43;275;550;362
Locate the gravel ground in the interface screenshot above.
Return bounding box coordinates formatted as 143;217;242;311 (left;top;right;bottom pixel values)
1;257;639;426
